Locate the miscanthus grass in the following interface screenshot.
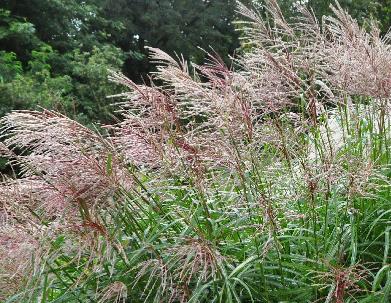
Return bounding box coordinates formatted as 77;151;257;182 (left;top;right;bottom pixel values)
1;1;391;302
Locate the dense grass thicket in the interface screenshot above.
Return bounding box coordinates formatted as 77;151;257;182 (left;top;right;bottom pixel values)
1;1;391;302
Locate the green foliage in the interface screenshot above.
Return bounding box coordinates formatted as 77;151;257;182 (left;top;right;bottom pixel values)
69;45;125;122
0;1;126;123
0;51;22;82
0;74;72;116
0;8;35;39
0;43;124;121
0;43;71;116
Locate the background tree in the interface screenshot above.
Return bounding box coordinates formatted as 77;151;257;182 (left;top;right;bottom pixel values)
99;0;253;80
0;0;125;123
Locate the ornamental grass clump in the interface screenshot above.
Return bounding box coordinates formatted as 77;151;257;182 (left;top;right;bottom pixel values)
0;1;391;302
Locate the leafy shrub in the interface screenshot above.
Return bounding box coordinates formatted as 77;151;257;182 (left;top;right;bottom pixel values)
0;44;125;124
0;51;22;82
